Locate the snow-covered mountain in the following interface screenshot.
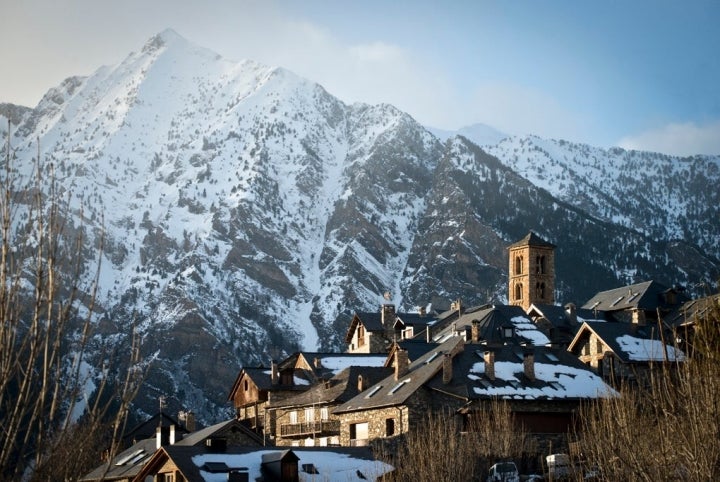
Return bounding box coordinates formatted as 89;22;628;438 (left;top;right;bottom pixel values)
2;29;718;422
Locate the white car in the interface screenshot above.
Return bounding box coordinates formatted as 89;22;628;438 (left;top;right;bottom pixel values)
486;461;520;482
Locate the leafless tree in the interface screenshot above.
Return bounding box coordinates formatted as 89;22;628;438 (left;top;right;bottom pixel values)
576;296;720;481
380;400;531;482
0;123;145;480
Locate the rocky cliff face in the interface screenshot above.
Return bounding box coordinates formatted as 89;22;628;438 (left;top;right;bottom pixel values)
1;30;718;422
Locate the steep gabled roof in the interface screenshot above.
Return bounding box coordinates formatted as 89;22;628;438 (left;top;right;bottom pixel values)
267;366;392;409
427;345;617;401
568;321;685;363
665;294;720;328
227;366;273;402
80;438;156;481
581;280;689;314
433;304;551;346
175;418;262;447
333;337;465;414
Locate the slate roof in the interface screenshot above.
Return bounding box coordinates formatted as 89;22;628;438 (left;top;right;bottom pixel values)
581;280;690;314
665;294;720;328
267;366;392;409
428;344;617;402
569;321;685;363
433;304;551;347
508;231;556;249
122;412;189;448
286;352;388;379
333;337;465;414
175;418;262;447
334;334;616;415
80;437;156;481
344;308;439;343
394;339;440;362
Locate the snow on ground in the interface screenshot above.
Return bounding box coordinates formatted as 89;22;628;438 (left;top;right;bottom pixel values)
192;450;394;482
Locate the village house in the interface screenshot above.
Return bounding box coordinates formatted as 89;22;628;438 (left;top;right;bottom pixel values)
81;418;262;481
581;279;690;324
267;365;392;447
344;302;451;353
228;352;387;443
332;312;616;452
664;293;720;357
568;320;686;387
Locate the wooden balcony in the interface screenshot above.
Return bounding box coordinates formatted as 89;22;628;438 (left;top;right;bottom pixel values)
279;420;340;438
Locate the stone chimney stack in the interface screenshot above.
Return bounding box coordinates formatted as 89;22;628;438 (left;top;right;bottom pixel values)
484;351;495;380
631;309;646;326
357;375;365;392
382;304;396;328
471;320;481;342
271;360;279;385
179;410;196;432
524;349;536;381
426;326;432;343
442;354;453;384
169;424;176;445
314;357;322;369
395;349;409;380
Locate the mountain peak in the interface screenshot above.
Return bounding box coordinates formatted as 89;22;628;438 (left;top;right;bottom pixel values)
142;28;186;54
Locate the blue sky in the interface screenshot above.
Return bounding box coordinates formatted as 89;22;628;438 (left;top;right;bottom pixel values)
1;0;719;155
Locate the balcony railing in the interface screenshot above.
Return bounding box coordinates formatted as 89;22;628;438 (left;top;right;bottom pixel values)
279;420;340;438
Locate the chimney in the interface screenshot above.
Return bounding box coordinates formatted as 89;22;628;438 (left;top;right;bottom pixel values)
179;410;196;432
382;304;396;328
471;319;481;342
484;351;495;380
271;361;279;385
442;354;453;384
357;375;365;392
395;349;409;380
418;305;426;316
313;357;322;369
169;424;176;445
631;309;646;326
426;326;432;343
155;425;170;449
524;349;535;381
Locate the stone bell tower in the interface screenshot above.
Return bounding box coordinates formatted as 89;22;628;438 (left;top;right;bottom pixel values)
508;232;556;311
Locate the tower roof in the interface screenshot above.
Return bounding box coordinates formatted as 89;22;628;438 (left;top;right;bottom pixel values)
508;231;556;249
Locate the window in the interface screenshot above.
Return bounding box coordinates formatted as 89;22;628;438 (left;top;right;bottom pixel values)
536;255;546;274
320;407;329;420
244;380;249;391
515;283;523;301
289;411;298;424
385;418;395;436
536;282;545;299
357;324;366;347
514;255;523;274
503;327;514;338
305;407;315;422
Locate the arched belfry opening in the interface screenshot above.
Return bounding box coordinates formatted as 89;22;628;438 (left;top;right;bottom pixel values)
507;232;556;311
